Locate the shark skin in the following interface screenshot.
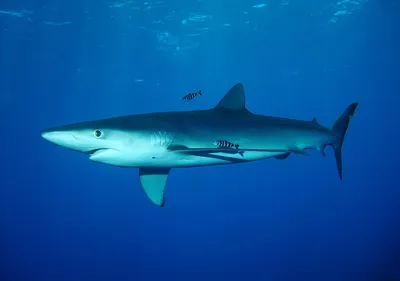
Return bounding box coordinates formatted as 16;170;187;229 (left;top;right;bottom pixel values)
41;83;358;207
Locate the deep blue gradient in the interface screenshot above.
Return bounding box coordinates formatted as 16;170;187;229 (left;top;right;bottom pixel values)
1;1;399;280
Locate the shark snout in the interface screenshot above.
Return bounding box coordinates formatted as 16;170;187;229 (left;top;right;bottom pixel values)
41;130;58;142
41;129;83;151
41;129;70;143
41;130;57;140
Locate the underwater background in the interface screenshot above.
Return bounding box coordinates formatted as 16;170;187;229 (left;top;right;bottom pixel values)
0;0;399;280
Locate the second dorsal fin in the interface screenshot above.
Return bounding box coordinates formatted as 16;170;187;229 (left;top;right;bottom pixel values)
214;83;247;111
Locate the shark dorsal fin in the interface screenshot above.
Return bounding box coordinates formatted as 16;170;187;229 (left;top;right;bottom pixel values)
312;117;318;124
214;83;247;111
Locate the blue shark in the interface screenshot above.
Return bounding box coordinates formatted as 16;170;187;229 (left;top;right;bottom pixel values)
41;83;358;207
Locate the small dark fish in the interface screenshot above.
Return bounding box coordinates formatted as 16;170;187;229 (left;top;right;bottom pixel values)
213;140;239;149
182;90;202;102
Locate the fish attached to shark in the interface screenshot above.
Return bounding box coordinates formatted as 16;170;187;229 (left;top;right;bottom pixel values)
41;83;358;207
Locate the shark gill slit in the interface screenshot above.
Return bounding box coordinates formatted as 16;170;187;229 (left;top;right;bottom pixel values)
150;131;174;147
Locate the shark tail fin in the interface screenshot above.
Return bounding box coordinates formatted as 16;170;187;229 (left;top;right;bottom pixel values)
331;102;359;180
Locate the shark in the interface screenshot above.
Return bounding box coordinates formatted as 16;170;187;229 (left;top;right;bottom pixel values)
41;83;358;207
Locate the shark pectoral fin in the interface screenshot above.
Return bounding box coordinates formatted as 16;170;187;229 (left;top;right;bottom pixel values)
139;167;171;207
275;152;291;160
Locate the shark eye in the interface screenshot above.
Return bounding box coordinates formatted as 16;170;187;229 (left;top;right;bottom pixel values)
93;129;103;138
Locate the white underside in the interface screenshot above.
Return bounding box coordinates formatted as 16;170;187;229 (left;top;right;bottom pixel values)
160;150;281;168
90;147;282;168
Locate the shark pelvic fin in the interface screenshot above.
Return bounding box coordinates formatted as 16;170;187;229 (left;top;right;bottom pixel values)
139;167;171;207
289;147;311;156
274;152;291;160
214;83;247;111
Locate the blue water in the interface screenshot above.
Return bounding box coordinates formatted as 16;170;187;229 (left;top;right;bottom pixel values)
1;1;399;280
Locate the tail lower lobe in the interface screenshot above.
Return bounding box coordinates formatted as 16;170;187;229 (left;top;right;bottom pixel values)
331;102;359;180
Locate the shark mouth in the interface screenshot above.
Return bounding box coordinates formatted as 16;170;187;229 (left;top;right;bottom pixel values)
86;148;108;156
87;148;119;160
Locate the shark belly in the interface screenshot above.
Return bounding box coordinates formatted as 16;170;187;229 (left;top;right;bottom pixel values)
112;127;283;168
165;150;282;168
142;147;283;168
137;124;289;168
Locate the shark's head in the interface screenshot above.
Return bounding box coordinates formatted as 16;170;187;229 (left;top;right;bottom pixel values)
41;117;153;167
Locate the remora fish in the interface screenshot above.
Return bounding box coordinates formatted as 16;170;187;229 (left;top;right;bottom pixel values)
213;140;240;149
182;90;202;102
41;83;358;207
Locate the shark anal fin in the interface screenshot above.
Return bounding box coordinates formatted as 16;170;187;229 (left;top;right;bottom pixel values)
275;152;291;160
139;167;171;207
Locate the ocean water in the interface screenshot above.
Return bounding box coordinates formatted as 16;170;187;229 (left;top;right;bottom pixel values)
0;0;399;280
